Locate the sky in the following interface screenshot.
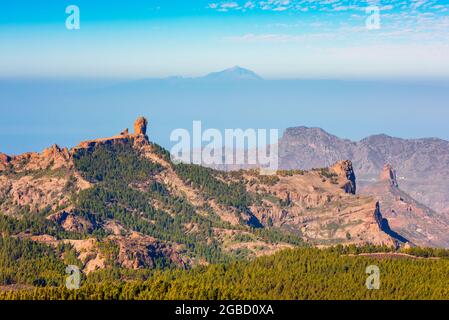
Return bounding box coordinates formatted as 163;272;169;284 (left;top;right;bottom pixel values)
1;0;449;79
1;1;449;155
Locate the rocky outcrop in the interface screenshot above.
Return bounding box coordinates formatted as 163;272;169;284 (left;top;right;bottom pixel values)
373;202;409;246
0;144;91;215
73;117;149;152
0;153;11;171
380;164;398;187
73;135;132;151
0;175;73;214
0;144;71;174
360;167;449;248
112;233;191;270
277;190;334;208
0;153;11;164
244;168;399;246
331;160;356;194
134;116;148;136
48;209;96;233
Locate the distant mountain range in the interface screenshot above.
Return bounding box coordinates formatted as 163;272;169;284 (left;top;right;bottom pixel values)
279;127;449;217
161;66;263;82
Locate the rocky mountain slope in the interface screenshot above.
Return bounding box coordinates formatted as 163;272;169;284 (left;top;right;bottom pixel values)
0;117;406;275
360;164;449;248
279;127;449;217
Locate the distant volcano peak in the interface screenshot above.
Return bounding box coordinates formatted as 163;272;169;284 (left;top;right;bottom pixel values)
202;66;263;81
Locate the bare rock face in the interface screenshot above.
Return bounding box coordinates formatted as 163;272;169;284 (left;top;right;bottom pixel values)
360;167;449;248
373;202;409;246
112;233;190;269
380;164;398;187
0;153;11;163
48;209;96;233
331;160;356;194
0;153;11;171
3;144;72;173
0;144;91;215
41;144;71;169
245;169;397;247
134;116;148;136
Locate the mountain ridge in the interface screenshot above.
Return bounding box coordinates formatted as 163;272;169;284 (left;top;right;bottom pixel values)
140;66;264;83
0;117;410;279
279;125;449;217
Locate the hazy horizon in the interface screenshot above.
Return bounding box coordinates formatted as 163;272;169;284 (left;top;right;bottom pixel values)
1;71;449;155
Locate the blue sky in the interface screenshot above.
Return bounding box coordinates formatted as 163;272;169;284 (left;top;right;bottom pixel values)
1;0;449;78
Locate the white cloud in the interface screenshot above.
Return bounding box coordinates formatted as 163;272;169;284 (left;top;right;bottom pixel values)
207;0;447;14
208;1;241;12
244;1;256;9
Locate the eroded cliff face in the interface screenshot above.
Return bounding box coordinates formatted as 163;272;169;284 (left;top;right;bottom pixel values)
111;233;193;270
0;153;11;171
380;164;398;187
373;202;409;246
134;116;148;136
1;144;71;173
360;165;449;248
245;166;395;247
47;208;97;234
0;144;89;215
331;160;356;195
0;117;406;274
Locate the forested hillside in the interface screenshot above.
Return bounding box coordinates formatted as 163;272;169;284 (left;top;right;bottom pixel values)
1;246;448;300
